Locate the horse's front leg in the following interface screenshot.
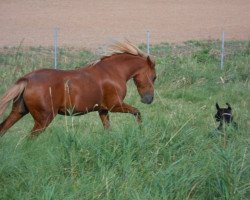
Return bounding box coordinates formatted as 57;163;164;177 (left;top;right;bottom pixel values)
110;103;142;123
98;110;110;129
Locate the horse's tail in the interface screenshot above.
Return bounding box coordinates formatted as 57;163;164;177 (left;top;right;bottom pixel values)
0;80;27;117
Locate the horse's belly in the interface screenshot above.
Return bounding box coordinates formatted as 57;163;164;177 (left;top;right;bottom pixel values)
58;102;100;115
58;90;102;115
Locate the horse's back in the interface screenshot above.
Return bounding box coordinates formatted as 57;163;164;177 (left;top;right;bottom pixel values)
23;68;82;82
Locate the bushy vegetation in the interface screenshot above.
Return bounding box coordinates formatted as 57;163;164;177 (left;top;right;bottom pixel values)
0;41;249;199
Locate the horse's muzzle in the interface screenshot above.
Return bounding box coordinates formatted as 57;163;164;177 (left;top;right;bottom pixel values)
141;93;154;104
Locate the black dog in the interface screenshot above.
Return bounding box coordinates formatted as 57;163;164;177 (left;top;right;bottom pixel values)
215;103;238;130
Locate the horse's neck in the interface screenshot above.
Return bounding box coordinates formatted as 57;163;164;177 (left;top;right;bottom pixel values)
83;54;146;81
103;54;146;81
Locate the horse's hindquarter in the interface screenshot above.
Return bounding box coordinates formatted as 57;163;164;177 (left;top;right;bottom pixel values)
22;69;103;115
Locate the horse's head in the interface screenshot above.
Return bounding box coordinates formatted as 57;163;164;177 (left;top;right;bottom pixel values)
133;56;156;104
215;103;233;123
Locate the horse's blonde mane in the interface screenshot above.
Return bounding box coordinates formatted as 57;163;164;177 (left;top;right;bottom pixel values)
105;40;147;58
88;40;155;66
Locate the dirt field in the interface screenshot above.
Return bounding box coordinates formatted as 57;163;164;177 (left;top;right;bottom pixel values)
1;0;250;49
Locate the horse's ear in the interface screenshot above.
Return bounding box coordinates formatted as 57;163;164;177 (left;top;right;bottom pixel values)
226;103;232;110
216;103;220;110
147;56;155;68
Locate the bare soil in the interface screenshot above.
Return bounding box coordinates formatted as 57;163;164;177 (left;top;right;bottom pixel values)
1;0;250;49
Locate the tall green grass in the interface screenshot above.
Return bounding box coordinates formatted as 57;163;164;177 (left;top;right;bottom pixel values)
0;41;249;199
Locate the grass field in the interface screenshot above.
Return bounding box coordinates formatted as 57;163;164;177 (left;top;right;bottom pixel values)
0;41;249;199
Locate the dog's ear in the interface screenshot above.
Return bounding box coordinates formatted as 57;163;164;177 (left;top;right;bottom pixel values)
216;102;220;110
226;103;232;110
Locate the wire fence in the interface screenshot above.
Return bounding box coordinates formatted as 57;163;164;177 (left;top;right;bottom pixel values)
0;29;249;74
52;29;250;70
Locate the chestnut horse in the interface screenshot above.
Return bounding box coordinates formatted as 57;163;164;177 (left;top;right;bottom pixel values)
0;41;156;137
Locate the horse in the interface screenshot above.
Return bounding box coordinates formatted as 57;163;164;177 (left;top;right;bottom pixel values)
215;103;238;130
0;41;156;138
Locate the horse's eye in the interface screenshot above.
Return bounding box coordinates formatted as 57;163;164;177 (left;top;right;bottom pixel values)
152;76;157;82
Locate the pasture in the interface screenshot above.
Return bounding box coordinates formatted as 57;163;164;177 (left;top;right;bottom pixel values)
0;40;249;199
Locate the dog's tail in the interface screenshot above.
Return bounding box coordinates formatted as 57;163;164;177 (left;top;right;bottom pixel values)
0;80;27;117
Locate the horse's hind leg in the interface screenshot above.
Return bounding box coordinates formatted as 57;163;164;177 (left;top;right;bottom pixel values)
29;110;55;138
0;98;28;136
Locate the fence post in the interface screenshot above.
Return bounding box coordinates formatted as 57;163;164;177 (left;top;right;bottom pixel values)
147;31;150;54
54;27;58;69
221;32;225;70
